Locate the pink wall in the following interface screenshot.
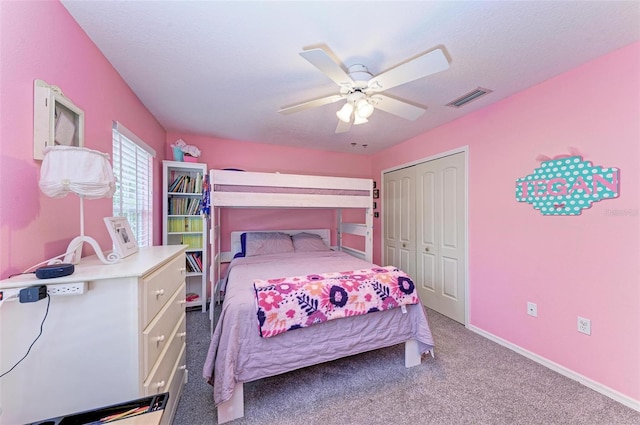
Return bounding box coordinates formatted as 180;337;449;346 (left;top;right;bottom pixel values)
166;133;371;252
0;0;168;279
166;133;371;178
372;42;640;401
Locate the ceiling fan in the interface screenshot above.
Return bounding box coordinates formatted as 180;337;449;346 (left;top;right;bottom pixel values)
278;45;450;133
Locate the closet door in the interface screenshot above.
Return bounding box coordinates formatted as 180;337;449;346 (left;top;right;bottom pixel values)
383;167;416;280
415;152;466;324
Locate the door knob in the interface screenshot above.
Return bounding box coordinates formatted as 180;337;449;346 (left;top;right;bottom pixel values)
402;243;406;248
425;247;429;252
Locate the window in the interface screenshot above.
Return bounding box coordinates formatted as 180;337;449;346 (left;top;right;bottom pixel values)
112;122;156;247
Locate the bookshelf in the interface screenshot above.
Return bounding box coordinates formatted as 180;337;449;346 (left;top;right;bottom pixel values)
162;160;209;312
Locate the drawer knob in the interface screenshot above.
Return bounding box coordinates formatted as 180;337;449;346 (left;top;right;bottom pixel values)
156;380;165;389
154;335;166;343
155;289;165;297
179;365;187;371
180;299;187;305
177;332;187;339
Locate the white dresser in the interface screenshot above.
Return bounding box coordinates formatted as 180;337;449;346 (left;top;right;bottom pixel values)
0;245;188;425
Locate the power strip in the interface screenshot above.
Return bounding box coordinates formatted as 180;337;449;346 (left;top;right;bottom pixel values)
0;288;21;302
47;282;86;296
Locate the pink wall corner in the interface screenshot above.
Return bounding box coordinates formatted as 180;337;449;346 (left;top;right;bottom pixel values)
0;0;167;278
372;42;640;401
165;133;373;251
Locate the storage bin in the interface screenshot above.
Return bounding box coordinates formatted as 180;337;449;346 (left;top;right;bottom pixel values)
172;146;184;161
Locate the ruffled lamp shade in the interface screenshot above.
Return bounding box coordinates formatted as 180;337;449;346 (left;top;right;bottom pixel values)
39;146;115;199
39;146;120;264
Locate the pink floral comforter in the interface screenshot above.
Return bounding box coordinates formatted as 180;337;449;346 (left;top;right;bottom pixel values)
253;266;419;338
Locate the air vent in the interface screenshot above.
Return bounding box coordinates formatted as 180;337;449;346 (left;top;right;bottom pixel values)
446;87;492;108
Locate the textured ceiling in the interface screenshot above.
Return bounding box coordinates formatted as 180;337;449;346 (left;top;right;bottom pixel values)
61;1;640;154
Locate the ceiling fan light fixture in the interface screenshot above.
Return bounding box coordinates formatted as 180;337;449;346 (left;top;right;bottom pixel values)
336;103;354;123
353;114;368;125
356;99;374;118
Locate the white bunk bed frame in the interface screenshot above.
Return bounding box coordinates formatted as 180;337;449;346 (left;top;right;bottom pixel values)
209;169;374;290
207;169;424;424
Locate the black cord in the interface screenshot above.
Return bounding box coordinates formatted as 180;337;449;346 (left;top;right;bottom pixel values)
0;294;50;379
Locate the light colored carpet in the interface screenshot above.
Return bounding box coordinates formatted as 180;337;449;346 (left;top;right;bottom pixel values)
173;307;640;425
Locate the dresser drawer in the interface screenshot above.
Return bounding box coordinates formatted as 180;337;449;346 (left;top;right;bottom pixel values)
143;318;186;396
160;346;187;425
143;254;185;325
143;285;186;377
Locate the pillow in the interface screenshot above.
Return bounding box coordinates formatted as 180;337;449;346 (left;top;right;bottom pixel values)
236;232;248;258
244;232;294;257
292;232;330;252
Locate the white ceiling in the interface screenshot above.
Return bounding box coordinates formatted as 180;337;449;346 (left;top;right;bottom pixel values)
61;1;640;155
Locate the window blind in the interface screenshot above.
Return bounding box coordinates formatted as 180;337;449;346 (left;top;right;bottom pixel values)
112;122;156;247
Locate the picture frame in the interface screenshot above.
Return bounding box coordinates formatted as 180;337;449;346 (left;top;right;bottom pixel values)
104;216;138;258
33;79;85;160
373;189;379;199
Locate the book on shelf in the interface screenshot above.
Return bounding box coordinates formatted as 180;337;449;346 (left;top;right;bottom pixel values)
169;198;202;215
169;174;187;192
168;216;204;233
168;172;203;194
191;218;203;232
193;251;203;270
195;173;203;193
185;257;194;273
185;252;201;273
181;234;203;250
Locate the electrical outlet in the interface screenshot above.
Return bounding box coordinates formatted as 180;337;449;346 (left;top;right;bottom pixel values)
47;282;86;296
577;316;591;335
527;302;537;317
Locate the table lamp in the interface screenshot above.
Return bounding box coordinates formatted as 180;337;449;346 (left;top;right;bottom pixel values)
39;146;121;264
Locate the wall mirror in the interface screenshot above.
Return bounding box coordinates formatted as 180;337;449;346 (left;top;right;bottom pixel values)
33;79;85;160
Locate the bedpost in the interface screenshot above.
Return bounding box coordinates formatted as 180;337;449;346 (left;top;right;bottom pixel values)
210;189;222;333
365;206;373;262
211;207;224;334
337;208;343;251
404;339;422;367
217;382;244;424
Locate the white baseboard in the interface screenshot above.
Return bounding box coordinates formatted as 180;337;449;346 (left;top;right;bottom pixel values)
467;324;640;412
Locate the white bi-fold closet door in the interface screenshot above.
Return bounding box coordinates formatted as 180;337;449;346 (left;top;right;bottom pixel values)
383;152;466;324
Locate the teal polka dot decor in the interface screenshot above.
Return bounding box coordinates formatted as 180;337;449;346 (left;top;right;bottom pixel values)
515;156;619;216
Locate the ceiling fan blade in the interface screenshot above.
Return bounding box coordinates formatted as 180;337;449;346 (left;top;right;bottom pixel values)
368;48;449;92
300;48;354;87
372;95;427;121
335;118;352;134
278;94;343;115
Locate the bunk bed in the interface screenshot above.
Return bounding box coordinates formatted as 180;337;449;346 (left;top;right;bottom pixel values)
203;169;435;424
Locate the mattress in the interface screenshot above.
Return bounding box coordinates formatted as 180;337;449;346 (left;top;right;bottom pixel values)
203;251;435;406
